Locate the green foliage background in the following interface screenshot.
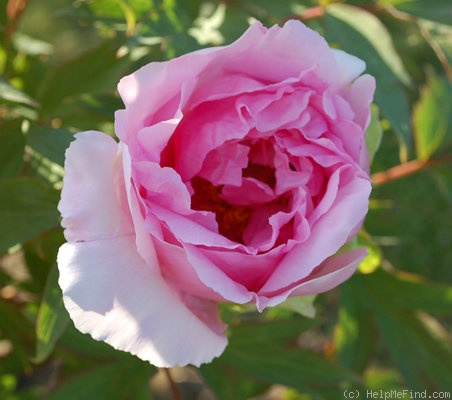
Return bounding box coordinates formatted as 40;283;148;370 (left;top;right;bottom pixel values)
0;0;451;399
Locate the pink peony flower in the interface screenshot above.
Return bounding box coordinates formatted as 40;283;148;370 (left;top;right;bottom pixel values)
57;20;375;367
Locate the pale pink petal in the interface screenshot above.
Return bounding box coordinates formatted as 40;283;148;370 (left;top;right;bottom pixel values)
116;55;212;138
345;74;376;131
332;49;366;89
58;131;133;242
57;236;227;367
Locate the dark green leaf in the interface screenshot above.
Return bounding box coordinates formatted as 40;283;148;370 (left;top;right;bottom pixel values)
213;318;359;396
370;299;452;390
326;4;412;155
0;121;25;179
387;0;452;25
363;269;452;315
46;360;154;400
35;263;70;363
26;125;74;167
0;178;60;253
0;299;34;372
36;41;130;115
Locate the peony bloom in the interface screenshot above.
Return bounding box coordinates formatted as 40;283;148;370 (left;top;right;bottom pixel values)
57;20;375;367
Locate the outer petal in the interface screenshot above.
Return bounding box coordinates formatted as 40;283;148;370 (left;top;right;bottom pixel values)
58;131;133;242
256;247;366;310
57;236;227;367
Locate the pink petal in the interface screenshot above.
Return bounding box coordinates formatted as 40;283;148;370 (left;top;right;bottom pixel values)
58;131;133;242
260;171;371;293
57;236;227;367
256;247;366;310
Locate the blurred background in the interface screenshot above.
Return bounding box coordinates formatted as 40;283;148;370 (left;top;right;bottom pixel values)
0;0;451;399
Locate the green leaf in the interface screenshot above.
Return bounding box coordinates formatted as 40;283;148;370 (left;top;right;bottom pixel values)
277;295;317;318
359;269;452;390
335;276;376;373
0;178;60;253
326;3;412;155
413;69;452;161
26;125;74;167
0;299;34;372
364;269;452;315
212;318;359;396
46;360;155;400
384;0;452;25
371;299;452;390
0;78;39;108
366;104;384;166
37;41;130;115
35;263;70;363
0;121;25;179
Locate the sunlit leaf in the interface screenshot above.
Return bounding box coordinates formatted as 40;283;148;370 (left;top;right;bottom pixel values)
366;104;384;166
0;78;39;108
35;263;69;363
413;69;452;161
278;295;317;318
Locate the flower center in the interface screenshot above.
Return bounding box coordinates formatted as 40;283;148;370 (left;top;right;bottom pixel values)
190;176;252;243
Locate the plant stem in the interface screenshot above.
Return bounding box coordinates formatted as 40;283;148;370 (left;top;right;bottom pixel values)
371;154;452;186
162;368;181;400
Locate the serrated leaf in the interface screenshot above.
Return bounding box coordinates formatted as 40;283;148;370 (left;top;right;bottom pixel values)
35;263;69;363
413;69;452;161
0;178;60;253
326;3;412;154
